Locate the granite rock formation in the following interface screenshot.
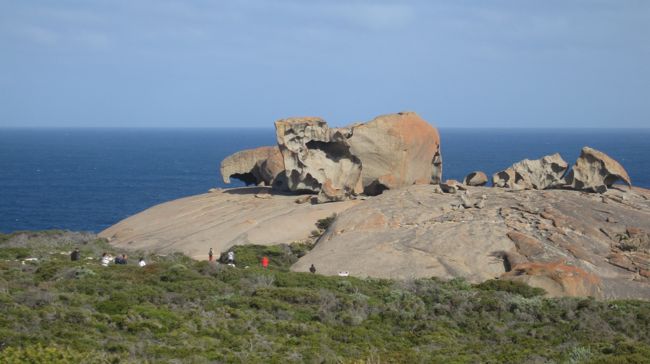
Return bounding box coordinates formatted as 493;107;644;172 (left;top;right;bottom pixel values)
292;184;650;299
273;112;442;202
464;171;488;186
99;187;358;259
347;112;442;194
564;146;632;193
220;146;287;189
492;153;568;190
274;117;363;202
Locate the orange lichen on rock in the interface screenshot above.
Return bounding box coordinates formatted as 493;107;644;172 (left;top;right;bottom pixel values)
502;261;601;297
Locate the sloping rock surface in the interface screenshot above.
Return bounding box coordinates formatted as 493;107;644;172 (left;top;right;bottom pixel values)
292;184;650;299
220;146;286;189
565;146;632;193
492;153;568;190
99;187;358;260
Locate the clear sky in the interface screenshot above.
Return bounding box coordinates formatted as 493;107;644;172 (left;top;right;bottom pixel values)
0;0;648;128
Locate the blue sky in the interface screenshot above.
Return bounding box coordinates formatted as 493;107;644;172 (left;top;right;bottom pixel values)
0;0;648;128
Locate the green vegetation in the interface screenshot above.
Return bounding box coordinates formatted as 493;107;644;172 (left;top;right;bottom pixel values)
1;231;650;363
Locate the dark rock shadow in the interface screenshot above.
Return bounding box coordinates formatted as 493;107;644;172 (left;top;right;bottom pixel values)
221;186;312;197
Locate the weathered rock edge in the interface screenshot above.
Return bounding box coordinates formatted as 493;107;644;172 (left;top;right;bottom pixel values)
489;147;632;193
221;111;442;202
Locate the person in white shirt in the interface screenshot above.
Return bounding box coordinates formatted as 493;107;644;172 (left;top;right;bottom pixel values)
138;257;146;267
101;252;111;267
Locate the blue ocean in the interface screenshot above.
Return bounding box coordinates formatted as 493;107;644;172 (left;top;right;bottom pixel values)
1;128;648;233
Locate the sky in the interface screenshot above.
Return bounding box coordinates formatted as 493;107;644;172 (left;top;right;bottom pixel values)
0;0;648;128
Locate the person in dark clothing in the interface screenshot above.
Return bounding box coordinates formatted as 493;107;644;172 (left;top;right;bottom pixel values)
70;248;80;261
309;264;316;274
114;254;128;265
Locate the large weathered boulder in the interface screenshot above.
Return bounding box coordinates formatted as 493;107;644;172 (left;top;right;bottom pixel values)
492;153;568;190
464;171;488;186
564;146;632;193
220;146;287;189
274;112;442;201
275;117;363;202
347;112;442;194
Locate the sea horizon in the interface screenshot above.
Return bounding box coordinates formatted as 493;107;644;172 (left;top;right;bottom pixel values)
1;127;649;233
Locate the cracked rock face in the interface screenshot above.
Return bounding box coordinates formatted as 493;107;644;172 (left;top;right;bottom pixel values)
275;117;363;202
273;112;442;202
492;153;568;190
564;146;632;193
220;146;287;190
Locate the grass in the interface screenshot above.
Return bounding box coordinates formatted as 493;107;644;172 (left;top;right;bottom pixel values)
0;231;649;363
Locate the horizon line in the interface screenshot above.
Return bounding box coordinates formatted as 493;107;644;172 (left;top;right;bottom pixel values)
1;125;649;130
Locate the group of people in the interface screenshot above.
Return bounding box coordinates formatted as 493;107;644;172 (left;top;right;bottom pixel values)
72;246;318;273
70;248;147;267
208;248;237;266
207;248;317;273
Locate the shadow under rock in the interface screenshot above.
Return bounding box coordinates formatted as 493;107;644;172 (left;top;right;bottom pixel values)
221;186;311;197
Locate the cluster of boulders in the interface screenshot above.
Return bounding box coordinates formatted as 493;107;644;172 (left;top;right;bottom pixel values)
445;146;631;195
222;111;632;203
221;112;442;202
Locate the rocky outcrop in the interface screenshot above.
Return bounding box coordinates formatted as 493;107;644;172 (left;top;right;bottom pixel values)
564;146;632;193
274;117;363;202
347;112;442;194
292;184;650;299
492;153;568;190
220;146;287;189
502;261;602;297
464;171;488;186
99;187;359;259
273;112;442;202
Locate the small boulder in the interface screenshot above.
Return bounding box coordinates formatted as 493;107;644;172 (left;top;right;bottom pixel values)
564;146;631;193
464;171;488;186
440;179;463;194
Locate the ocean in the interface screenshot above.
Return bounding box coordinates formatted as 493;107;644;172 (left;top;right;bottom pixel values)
1;128;648;233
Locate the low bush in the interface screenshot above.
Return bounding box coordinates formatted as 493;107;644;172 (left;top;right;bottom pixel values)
1;231;649;363
476;279;547;298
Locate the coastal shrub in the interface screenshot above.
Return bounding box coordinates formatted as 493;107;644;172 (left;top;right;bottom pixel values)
476;279;546;298
315;214;336;231
0;247;31;260
2;231;650;363
226;244;296;270
0;345;96;364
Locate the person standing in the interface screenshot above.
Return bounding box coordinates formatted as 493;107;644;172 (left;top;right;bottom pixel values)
209;248;214;262
261;256;269;268
70;248;80;261
227;251;235;265
309;264;316;274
